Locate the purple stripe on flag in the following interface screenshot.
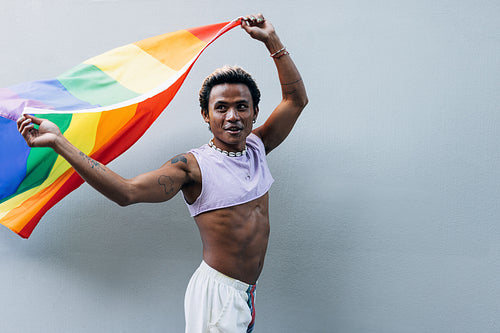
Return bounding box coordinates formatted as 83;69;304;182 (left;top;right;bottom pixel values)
9;79;98;112
0;88;51;121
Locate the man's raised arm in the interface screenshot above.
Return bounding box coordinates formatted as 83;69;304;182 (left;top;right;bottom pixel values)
242;14;308;154
17;115;192;206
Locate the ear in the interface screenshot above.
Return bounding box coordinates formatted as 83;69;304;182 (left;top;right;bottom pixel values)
253;106;259;123
201;109;210;124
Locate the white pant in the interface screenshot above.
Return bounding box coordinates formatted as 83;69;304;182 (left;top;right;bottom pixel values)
184;261;256;333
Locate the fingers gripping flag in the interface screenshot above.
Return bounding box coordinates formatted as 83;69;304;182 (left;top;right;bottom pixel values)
0;18;241;238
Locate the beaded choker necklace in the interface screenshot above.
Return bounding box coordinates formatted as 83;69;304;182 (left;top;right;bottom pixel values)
209;139;247;157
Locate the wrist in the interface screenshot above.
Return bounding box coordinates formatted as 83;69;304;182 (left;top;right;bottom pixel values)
52;134;71;155
264;32;282;53
270;46;289;59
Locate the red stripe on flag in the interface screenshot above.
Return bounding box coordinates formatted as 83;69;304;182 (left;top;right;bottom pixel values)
19;171;84;238
187;22;233;43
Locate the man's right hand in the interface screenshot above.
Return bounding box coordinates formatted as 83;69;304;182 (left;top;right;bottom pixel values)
17;114;61;148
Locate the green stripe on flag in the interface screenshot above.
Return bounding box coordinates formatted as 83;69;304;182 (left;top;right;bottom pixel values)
58;63;139;107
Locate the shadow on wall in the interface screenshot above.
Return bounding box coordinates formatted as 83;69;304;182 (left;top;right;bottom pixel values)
1;190;201;290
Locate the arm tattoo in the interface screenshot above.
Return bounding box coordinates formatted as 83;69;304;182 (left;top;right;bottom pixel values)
79;152;106;171
281;78;302;96
170;154;187;164
283;87;298;96
158;154;185;196
158;175;174;195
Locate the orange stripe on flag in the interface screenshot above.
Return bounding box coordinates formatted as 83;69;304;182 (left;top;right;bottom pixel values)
91;104;138;154
134;30;207;71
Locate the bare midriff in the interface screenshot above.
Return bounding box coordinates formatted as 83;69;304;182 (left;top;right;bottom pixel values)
193;193;270;285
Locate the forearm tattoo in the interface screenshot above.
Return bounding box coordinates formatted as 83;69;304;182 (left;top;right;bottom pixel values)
281;78;303;86
281;78;302;96
283;87;298;96
79;152;106;171
158;175;174;195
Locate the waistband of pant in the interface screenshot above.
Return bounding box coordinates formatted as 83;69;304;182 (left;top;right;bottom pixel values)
199;260;256;292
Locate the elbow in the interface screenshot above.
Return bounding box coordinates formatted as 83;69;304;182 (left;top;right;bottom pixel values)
114;179;139;207
300;95;309;109
113;195;132;207
116;198;132;207
294;95;308;110
113;186;135;207
294;89;309;109
115;191;138;207
286;96;308;112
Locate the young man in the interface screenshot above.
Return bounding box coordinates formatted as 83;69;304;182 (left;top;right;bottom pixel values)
17;13;307;333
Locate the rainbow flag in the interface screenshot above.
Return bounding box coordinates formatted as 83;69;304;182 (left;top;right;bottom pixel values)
0;18;241;238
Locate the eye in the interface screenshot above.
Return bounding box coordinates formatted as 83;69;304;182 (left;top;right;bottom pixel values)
215;104;226;112
238;104;249;110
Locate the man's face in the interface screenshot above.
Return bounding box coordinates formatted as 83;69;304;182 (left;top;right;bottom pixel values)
203;83;258;152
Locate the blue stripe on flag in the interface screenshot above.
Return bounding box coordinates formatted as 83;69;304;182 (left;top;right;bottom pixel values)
0;117;30;200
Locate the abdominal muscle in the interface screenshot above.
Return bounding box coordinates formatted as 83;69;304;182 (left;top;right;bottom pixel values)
193;192;270;285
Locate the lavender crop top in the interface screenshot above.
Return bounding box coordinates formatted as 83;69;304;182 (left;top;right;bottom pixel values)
185;133;274;216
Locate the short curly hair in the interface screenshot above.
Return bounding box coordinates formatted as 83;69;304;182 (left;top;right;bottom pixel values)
199;66;261;116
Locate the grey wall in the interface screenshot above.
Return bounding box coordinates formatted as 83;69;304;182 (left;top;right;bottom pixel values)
1;1;499;332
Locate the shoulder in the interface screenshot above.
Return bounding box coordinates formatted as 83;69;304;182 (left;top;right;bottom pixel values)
248;131;263;144
247;132;266;154
161;152;201;183
165;152;196;169
175;152;201;204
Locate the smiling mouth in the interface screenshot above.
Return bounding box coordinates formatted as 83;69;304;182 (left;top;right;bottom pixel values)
224;126;243;133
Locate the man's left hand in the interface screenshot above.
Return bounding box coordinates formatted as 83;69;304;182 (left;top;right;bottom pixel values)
241;13;276;43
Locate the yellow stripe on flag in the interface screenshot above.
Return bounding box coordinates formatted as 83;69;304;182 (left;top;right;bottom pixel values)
84;44;177;94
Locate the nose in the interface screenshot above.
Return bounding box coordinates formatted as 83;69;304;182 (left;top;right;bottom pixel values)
225;107;240;121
